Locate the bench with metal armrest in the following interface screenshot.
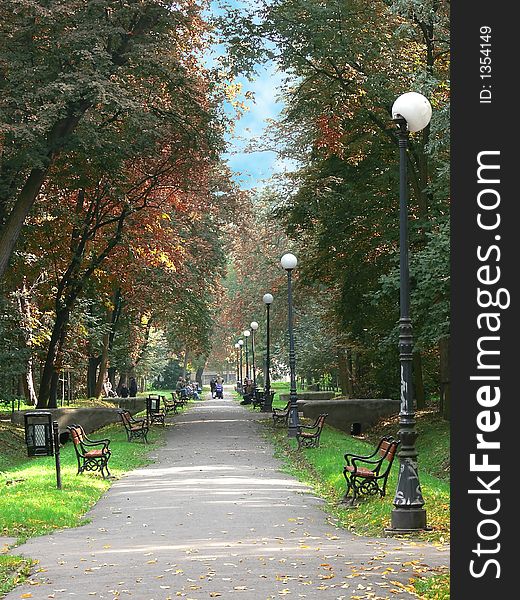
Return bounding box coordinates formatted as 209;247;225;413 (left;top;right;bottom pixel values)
119;410;148;443
296;413;328;449
342;436;400;504
163;394;181;415
272;401;290;426
67;424;112;478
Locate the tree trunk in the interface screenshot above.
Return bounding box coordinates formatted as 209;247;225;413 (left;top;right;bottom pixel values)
413;351;426;409
0;169;48;279
0;104;90;280
195;366;204;387
87;355;101;398
25;356;38;406
37;307;70;408
337;349;350;397
94;333;110;397
14;279;39;405
182;347;189;379
346;348;355;397
108;366;117;388
439;335;450;420
49;316;69;408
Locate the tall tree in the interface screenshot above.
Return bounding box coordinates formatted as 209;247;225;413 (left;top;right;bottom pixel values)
0;0;222;277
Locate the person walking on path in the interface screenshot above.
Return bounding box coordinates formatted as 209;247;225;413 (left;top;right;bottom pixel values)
6;388;449;599
210;377;217;398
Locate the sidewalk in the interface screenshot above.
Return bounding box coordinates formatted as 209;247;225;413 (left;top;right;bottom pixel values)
7;390;449;599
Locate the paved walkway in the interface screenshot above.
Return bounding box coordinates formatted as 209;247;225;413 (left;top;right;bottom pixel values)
7;391;449;599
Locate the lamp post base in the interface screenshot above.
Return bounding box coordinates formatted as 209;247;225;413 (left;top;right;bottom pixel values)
387;507;429;532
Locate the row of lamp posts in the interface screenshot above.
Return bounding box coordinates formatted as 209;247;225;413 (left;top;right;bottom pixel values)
231;92;432;532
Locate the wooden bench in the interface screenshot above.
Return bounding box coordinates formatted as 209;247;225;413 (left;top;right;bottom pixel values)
164;394;183;415
67;424;112;478
342;436;400;504
296;413;328;449
146;395;165;426
174;389;189;405
272;401;290;426
119;410;148;443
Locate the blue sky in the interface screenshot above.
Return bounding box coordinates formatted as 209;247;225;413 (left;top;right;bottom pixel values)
223;64;287;190
208;0;290;190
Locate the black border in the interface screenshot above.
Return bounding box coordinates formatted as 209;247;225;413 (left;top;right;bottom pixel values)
451;3;516;597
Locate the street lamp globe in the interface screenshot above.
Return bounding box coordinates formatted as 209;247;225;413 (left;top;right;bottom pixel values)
263;293;273;305
280;253;298;270
250;321;259;331
238;339;244;346
392;92;432;133
243;329;251;337
234;343;240;349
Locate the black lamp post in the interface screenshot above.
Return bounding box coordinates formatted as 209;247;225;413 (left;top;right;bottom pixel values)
262;293;274;412
234;343;240;390
389;91;432;532
281;252;299;438
238;339;244;393
243;329;251;380
250;321;258;389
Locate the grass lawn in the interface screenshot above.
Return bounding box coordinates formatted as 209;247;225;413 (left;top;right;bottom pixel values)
0;555;33;596
0;422;165;542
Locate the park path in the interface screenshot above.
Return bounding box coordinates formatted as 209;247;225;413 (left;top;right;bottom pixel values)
7;389;449;600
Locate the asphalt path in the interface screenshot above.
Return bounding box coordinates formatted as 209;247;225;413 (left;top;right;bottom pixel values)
6;390;449;599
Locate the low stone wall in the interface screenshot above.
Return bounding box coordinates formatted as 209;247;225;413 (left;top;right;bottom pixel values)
12;407;127;442
300;398;400;434
102;397;147;413
279;391;336;403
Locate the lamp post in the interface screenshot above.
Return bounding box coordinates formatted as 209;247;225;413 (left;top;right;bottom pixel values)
234;343;240;390
243;329;251;380
250;321;259;389
281;253;299;437
238;339;244;393
389;91;432;532
262;293;274;412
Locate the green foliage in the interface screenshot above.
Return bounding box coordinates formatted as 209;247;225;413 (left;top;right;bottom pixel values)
0;295;29;403
153;359;183;389
216;0;450;402
413;572;450;599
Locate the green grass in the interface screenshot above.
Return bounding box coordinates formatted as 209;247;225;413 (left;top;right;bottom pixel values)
0;555;34;595
413;572;450;599
266;381;304;409
0;422;165;542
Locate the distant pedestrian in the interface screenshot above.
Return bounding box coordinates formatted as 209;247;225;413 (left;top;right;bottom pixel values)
120;383;129;398
210;377;217;398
